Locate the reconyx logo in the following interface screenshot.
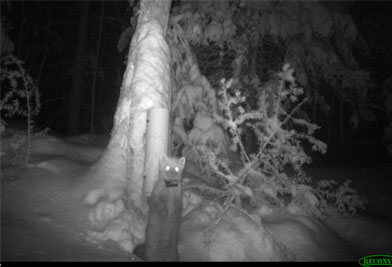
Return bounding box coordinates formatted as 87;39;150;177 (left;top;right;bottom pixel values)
359;255;392;267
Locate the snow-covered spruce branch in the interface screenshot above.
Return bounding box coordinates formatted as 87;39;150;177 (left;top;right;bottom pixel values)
214;78;250;164
198;64;366;218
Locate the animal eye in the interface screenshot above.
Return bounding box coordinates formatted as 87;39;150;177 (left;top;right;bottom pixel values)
165;166;170;171
175;167;179;172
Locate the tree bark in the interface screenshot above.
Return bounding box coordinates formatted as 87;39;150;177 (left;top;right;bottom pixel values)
84;0;172;213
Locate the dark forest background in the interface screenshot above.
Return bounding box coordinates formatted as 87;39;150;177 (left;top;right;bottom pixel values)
1;1;392;166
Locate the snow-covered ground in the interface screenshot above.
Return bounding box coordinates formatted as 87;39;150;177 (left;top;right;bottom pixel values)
1;160;135;261
1;131;391;261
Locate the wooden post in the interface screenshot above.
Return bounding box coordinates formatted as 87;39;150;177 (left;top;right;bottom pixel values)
144;107;170;196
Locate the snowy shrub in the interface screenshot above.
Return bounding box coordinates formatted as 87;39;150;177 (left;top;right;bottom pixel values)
185;64;366;219
0;55;41;121
0;23;41;163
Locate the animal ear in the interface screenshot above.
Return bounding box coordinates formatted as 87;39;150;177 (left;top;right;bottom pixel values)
160;154;168;162
179;157;186;167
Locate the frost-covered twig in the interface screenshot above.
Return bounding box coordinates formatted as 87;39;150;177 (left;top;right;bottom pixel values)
1;54;41;164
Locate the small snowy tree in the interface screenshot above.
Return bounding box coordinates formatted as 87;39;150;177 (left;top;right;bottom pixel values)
166;1;367;220
169;1;373;148
0;18;41;163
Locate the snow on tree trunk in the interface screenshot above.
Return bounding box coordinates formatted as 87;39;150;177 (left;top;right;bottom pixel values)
144;107;170;196
83;0;172;252
119;0;172;206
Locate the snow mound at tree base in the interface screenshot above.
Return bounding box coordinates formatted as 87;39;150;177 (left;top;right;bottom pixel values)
85;199;145;253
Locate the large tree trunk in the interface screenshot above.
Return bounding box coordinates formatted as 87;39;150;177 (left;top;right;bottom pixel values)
83;0;172;238
67;1;90;135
